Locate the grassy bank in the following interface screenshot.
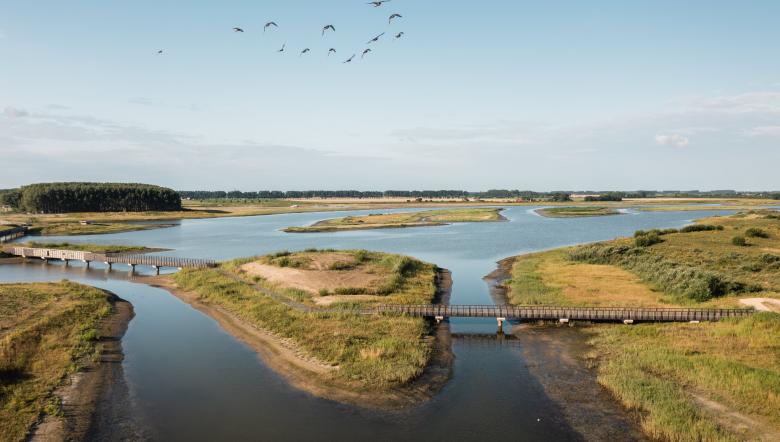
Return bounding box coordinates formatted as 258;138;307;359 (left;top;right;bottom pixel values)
169;250;444;397
29;222;174;236
15;242;158;254
586;314;780;441
0;281;117;442
536;207;621;218
501;211;780;440
284;208;505;233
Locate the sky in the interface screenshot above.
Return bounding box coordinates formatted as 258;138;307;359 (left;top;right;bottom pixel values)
1;0;779;191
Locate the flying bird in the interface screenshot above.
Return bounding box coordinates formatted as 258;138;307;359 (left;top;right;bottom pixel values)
157;49;163;54
366;32;385;44
232;27;244;33
362;48;372;58
277;43;286;52
388;13;402;23
322;24;336;36
264;21;278;32
300;48;310;56
367;0;391;6
343;54;355;63
328;48;337;56
395;32;404;39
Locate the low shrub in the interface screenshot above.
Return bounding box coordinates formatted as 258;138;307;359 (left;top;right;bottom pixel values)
745;228;769;238
732;236;748;247
635;232;663;247
334;287;367;296
679;224;724;233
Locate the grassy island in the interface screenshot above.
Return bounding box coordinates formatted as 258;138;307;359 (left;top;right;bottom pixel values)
158;249;451;407
500;211;780;441
15;242;161;254
283;208;505;233
536;206;621;218
0;281;129;442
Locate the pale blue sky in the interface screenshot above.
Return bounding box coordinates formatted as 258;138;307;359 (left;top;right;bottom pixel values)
1;1;779;190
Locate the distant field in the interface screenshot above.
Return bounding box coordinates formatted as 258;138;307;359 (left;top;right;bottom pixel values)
284;208;505;233
536;206;621;218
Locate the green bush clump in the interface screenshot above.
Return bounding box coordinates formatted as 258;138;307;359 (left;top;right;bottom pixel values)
569;243;758;301
745;228;769;238
732;236;748;247
634;231;663;247
334;287;367;295
679;224;724;233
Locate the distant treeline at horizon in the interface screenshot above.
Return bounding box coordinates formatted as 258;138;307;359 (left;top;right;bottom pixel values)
178;189;780;200
0;183;181;213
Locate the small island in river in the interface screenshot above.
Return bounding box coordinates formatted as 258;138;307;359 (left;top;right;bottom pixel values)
283;208;506;233
148;249;452;408
535;206;622;218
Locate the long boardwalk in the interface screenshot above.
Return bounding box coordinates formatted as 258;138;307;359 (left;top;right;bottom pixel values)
2;247;755;323
374;304;753;323
2;246;216;273
0;227;27;243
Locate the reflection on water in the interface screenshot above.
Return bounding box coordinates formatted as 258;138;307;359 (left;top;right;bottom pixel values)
1;207;736;440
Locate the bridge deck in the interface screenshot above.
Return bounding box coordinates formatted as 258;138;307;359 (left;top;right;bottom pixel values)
2;246;216;269
375;304;752;322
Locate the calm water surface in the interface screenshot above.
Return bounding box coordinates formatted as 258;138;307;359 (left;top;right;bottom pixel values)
0;207;735;441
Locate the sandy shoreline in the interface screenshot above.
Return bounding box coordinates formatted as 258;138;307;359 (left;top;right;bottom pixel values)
141;269;454;409
485;256;647;441
30;291;136;441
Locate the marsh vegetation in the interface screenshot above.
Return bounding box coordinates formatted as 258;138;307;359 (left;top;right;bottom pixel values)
283;208;505;232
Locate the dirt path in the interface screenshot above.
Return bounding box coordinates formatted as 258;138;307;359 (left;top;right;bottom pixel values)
740;297;780;312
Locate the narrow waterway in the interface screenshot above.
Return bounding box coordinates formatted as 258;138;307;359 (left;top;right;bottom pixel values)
0;206;736;440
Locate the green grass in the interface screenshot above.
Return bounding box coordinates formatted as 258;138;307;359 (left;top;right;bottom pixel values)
0;282;115;442
17;242;154;254
284;208;504;232
505;252;569;305
586;313;780;441
172;250;441;389
31;222;170;236
536;206;621;218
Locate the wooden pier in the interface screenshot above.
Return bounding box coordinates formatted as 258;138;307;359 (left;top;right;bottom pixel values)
0;227;27;243
2;246;216;273
374;304;753;323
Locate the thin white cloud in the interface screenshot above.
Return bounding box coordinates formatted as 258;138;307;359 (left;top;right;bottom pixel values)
655;133;690;148
3;106;29;118
747;126;780;137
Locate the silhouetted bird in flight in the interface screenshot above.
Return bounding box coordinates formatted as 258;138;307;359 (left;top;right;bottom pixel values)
157;49;163;54
389;13;402;23
233;27;244;32
300;48;311;56
343;54;355;63
328;48;337;56
362;48;372;58
367;0;391;6
395;32;404;39
264;22;278;32
322;24;336;36
277;43;286;52
366;32;385;44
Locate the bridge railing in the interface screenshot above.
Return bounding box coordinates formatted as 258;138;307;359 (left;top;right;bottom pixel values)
374;304;754;322
2;246;216;269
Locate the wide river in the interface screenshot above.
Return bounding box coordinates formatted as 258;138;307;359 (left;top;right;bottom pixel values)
0;206;736;441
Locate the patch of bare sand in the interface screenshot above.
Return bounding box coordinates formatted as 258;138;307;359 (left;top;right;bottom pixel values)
241;261;386;294
740;297;780;312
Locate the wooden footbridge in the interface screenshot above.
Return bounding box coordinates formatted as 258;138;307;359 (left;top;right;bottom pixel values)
2;246;216;274
0;227;27;243
374;304;753;325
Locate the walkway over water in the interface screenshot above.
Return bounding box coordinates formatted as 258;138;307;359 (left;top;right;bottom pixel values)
2;246;216;272
0;227;26;243
374;304;753;323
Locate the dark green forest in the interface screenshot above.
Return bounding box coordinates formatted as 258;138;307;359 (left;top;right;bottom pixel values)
0;183;181;213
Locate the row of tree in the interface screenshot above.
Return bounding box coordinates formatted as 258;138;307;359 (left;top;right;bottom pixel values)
1;183;181;213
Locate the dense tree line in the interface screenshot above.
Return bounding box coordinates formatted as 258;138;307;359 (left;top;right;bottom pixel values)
585;192;625;202
3;183;181;213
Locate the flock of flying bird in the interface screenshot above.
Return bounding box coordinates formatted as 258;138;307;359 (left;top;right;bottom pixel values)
157;1;404;63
